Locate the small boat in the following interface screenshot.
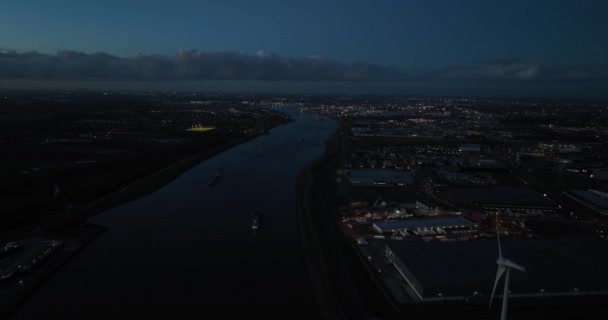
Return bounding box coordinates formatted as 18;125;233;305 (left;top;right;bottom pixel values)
251;210;261;231
207;172;221;187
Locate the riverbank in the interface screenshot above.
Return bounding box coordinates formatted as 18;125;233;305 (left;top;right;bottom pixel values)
0;133;266;318
49;133;265;228
0;224;107;319
295;126;343;319
296;118;374;319
9;107;331;318
1;96;295;236
1;131;269;242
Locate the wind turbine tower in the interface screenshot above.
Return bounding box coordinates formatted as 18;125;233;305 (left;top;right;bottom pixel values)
490;214;526;320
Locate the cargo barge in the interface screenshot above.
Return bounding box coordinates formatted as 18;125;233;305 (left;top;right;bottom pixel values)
207;172;221;188
251;210;261;231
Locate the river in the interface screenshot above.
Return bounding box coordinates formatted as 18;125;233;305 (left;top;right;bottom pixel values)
11;107;337;319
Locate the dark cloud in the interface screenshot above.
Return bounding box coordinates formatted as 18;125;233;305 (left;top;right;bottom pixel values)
0;49;403;81
422;57;603;82
420;58;538;80
0;49;603;83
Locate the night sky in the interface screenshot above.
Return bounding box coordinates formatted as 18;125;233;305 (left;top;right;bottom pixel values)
1;0;607;97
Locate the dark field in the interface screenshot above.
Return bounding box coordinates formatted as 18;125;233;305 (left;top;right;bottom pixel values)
0;91;291;234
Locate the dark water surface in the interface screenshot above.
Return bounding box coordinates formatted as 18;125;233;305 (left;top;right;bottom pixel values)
11;107;336;319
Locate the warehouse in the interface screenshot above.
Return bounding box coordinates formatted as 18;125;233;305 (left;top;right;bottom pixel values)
348;169;415;188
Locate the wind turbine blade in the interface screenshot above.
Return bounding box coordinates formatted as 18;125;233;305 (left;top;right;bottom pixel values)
489;266;506;308
503;259;526;272
496;214;502;259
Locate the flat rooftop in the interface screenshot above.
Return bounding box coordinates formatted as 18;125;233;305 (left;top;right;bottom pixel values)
388;237;608;298
374;217;474;231
568;190;608;210
349;169;415;187
349;169;415;181
443;186;559;209
459;144;480;152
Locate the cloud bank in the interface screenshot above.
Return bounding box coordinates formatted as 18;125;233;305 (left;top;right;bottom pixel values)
0;49;401;81
424;57;605;82
0;49;603;82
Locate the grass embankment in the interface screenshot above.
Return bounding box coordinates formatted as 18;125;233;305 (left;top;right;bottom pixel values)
296;122;402;320
297;121;367;319
296;145;341;319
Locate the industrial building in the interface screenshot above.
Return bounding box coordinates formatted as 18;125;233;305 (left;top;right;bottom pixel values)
458;144;480;152
442;186;560;215
415;200;441;213
564;190;608;215
373;216;475;235
348;169;415;188
385;237;608;302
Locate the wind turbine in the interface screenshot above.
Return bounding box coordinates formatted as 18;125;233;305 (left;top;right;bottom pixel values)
489;215;526;320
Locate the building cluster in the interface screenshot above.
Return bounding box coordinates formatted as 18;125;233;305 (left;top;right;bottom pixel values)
0;239;63;282
304;96;608;310
0;92;292;145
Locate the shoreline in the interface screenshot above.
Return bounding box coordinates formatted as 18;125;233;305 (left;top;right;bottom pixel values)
295;119;349;319
58;133;263;226
0;224;108;319
1;132;268;241
0;131;269;318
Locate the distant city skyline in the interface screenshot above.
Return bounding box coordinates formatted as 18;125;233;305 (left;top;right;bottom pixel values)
1;0;607;97
4;79;607;100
